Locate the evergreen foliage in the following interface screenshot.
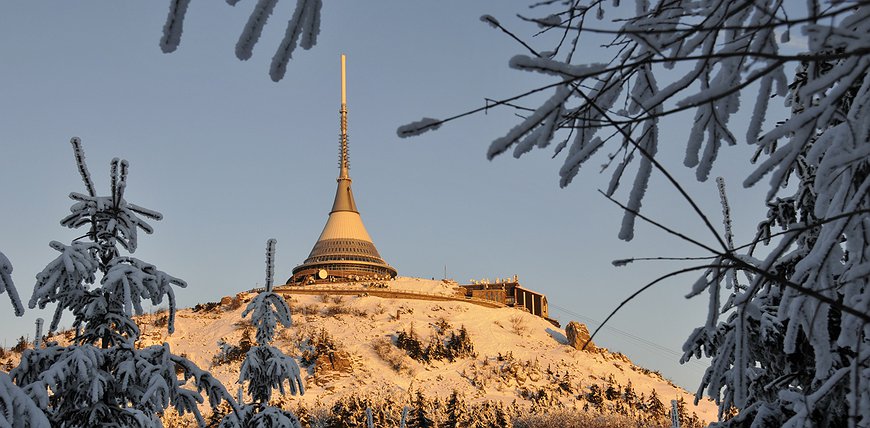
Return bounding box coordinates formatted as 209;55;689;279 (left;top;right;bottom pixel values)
443;390;467;428
213;328;255;366
10;138;237;427
162;2;870;424
0;251;24;317
288;383;698;428
395;324;474;363
405;391;434;428
394;2;870;426
585;384;603;408
0;261;45;428
220;239;303;428
299;328;338;367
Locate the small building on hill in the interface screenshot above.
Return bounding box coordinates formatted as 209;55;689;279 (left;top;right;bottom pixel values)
460;279;559;327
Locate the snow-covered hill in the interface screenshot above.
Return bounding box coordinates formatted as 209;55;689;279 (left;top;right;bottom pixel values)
63;277;718;426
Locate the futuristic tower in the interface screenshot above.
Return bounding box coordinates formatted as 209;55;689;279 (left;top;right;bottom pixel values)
289;55;397;283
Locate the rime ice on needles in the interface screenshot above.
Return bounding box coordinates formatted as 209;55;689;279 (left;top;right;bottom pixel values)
270;0;322;82
0;252;43;425
221;239;303;428
12;138;236;427
235;0;280;61
396;118;442;138
0;371;50;427
160;0;191;53
397;1;869;426
265;238;276;291
162;0;323;80
0;250;24;317
30;139;178;343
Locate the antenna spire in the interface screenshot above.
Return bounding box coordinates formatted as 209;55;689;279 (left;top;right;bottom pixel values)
339;54;349;180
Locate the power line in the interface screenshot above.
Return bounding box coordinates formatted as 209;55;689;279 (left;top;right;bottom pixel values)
549;303;709;372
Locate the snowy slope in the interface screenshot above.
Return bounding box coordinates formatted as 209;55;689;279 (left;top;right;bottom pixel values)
127;277;718;424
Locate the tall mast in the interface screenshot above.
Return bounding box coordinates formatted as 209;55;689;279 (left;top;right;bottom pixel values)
339;54;349;180
289;52;397;283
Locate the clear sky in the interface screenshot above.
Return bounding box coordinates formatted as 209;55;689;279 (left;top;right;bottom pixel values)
0;2;787;391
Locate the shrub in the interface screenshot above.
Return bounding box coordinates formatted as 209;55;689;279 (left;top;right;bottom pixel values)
299;328;339;367
153;314;168;328
226;294;243;311
433;317;451;333
322;304;351;317
510;315;529;336
212;328;254;366
372;338;414;374
193;301;220;313
297;303;319;316
11;336;27;353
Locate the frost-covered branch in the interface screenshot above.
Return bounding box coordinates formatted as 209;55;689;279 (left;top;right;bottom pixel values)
0;371;49;427
0;250;24;317
264;238;276;291
160;0;190;53
161;0;323;81
405;2;870;426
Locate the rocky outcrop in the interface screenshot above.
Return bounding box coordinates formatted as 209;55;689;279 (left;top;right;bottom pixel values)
566;321;597;352
313;350;355;387
315;350;354;374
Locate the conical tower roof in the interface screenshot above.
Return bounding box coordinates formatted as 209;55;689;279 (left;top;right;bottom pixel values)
290;55;397;283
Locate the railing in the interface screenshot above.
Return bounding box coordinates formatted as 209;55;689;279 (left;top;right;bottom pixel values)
260;284;506;309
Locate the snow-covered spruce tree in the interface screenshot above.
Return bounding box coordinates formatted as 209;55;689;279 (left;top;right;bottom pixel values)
220;238;304;428
0;252;49;426
11;138;238;427
395;2;869;427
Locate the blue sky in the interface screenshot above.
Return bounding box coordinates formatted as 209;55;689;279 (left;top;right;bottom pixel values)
0;2;785;390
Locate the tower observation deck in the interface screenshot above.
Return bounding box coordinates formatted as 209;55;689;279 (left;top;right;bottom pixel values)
289;55;397;284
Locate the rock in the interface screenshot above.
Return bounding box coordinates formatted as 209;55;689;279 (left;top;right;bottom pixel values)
566;321;597;352
220;296;232;307
315;350;354;374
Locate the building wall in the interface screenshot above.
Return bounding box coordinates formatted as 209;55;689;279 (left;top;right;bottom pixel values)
471;288;507;304
457;282;558;327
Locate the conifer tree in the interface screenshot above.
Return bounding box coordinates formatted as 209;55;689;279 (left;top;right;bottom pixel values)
647;389;665;418
11;138;237;427
0;250;47;426
443;390;467;428
586;384;604;408
604;379;620;401
163;2;870;423
623;380;637;408
220;239;304;428
493;402;511;428
406;391;434;428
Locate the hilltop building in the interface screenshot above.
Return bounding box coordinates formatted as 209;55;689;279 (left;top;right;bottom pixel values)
284;57;554;329
459;278;559;326
289;55;397;284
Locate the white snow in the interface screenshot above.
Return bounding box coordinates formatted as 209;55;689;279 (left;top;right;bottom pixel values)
396;118;442;138
126;283;718;422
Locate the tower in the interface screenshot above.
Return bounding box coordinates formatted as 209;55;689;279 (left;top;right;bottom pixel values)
289;55;397;284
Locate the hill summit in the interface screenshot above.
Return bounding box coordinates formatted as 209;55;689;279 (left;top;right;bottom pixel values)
70;277;715;426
